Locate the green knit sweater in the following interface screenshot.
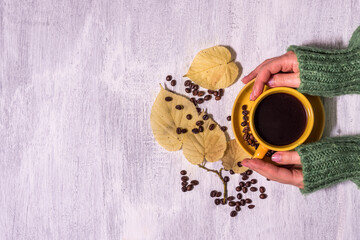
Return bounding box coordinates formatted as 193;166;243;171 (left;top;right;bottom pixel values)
287;26;360;194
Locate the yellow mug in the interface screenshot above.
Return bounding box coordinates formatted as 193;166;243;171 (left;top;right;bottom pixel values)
250;87;314;159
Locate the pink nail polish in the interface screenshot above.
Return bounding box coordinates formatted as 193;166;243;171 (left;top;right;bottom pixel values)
271;153;281;162
268;78;275;87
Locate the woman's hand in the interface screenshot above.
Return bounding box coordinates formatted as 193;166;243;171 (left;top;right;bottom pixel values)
242;51;301;101
241;51;304;189
242;152;305;189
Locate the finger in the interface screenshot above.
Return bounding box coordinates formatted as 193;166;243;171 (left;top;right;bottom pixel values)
250;56;288;100
241;57;276;84
267;73;300;88
271;151;301;165
242;158;303;187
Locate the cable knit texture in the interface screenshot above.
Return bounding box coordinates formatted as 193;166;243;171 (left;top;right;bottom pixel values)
287;26;360;97
296;136;360;194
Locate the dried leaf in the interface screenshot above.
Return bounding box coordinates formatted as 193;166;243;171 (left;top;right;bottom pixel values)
221;139;249;173
182;112;227;165
150;86;199;151
184;46;239;90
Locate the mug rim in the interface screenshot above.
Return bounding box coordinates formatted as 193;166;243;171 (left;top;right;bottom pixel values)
249;87;314;151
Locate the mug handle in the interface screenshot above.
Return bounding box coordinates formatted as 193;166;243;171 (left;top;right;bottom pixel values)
253;144;268;159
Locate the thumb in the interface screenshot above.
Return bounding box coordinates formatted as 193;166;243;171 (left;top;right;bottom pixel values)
267;73;300;88
271;151;301;165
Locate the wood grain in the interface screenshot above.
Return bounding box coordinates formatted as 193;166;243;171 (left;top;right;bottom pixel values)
1;0;360;239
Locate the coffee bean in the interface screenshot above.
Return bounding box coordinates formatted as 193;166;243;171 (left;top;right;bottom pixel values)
186;184;194;191
171;80;176;86
242;127;249;133
260;193;267;199
189;83;193;89
248;205;255;209
190;98;196;105
197;98;204;104
198;91;205;97
221;126;227;132
237;162;243;167
176;128;182;134
259;186;266;193
251;179;257;184
242;110;249;115
224;176;230;182
202;114;209;120
196;107;201;113
166;75;172;81
236;186;242;192
230;170;235;175
184;80;191;86
216;192;222;197
245;198;252;204
192;128;200;134
175;105;183;110
198;126;204;132
207;90;214;94
246;170;253;175
185;88;191;93
243;116;248;121
241;121;247;127
242;187;248;193
181;181;188;187
255;144;259;149
193;90;198;96
214;199;221;205
242;105;247;110
213;91;219;96
235;206;241;212
219;88;224;96
227;196;235;201
240;199;246;206
230;211;237;217
181;186;187;192
237;193;243;199
196;120;204;126
242;175;249;181
193;85;199;90
250;187;258;192
204;95;212;101
181;129;187;134
215;96;221;101
245;182;251;187
243;133;249;141
165;96;173;102
229;201;236;207
181;176;189;181
266;178;271;181
186;114;192;120
221;199;227;205
191;180;199;185
180;170;187;175
209;124;215;130
235;201;241;207
239;182;245;187
227;116;231;121
210;190;217;197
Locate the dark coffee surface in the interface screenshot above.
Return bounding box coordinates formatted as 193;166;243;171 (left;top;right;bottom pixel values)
254;93;307;146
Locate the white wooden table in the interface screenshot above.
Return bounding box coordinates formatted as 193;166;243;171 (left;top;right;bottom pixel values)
1;1;360;239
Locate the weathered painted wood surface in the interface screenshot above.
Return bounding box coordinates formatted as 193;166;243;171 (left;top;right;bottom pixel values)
1;0;360;239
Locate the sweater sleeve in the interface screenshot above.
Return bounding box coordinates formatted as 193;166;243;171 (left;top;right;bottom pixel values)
295;136;360;194
287;26;360;97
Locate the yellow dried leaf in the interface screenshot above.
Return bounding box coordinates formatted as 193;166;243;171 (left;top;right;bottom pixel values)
150;86;199;151
221;140;249;173
184;46;239;90
182;112;227;165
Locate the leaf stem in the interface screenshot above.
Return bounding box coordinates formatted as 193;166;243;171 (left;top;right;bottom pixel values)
198;163;228;201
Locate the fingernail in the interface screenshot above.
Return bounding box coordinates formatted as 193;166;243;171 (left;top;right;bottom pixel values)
268;77;274;87
242;159;251;167
271;153;281;162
